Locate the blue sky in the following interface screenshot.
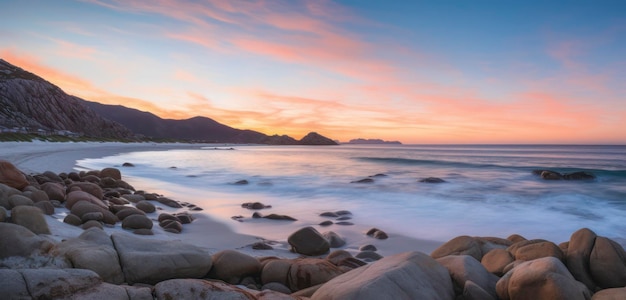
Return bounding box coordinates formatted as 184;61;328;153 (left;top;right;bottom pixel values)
1;0;624;143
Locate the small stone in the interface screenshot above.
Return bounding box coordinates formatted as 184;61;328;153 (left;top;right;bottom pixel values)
34;201;54;215
133;228;154;235
336;221;354;226
419;177;446;183
252;242;273;250
359;244;377;251
82;220;103;230
356;251;384;261
122;214;153;230
135;200;156;213
81;211;104;223
158;213;177;223
64;214;82;226
319;220;333;226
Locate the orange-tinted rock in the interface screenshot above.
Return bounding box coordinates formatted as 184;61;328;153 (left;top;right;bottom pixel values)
0;160;28;190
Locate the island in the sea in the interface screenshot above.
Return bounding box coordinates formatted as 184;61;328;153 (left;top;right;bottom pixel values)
345;138;402;145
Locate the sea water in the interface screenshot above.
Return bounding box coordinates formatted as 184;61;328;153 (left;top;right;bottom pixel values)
77;144;626;244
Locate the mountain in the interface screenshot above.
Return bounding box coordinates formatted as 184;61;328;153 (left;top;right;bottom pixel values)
81;100;268;143
346;138;402;145
0;59;133;139
300;132;338;145
0;58;337;144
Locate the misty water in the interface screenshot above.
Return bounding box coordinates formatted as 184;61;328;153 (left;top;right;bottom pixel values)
77;144;626;244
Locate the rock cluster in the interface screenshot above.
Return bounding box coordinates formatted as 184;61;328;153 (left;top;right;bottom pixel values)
2;159;625;299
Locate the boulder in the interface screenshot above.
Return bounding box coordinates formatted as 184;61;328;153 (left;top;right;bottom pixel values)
101;168;122;180
566;228;598;292
70;200;118;225
0;269;30;299
136;200;156;213
323;231;346;248
0;206;6;222
288;226;330;256
355;251;384;261
287;258;344;291
0;160;28;190
436;255;498;299
42;170;63;183
419;177;446;183
464;280;496;300
122;214;154;230
496;256;591;300
121;194;145;203
589;236;626;289
63;213;82;226
208;250;262;284
52;228;125;284
34;200;55;215
154;279;256;300
261;258;291;286
508;239;564;261
0;183;21;209
19;268;103;299
68;182;104;200
82;220;104;230
8;194;34;208
112;232;212;284
592;287;626;300
366;228;389;240
40;182;66;201
481;248;514;276
66;190;108;210
311;251;454;300
10;205;51;234
157;197;182;208
116;207;146;220
28;189;49;203
160;219;183;233
431;235;482;261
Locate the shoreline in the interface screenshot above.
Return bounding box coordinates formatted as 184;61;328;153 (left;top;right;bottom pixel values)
0;141;444;258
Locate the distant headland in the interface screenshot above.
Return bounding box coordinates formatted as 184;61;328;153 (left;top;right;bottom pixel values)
345;138;402;145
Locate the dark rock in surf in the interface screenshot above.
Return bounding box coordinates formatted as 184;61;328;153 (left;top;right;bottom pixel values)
335;210;352;216
419;177;446;183
563;171;596;180
336;221;354;226
319;220;334;226
241;202;271;210
233;180;249;185
320;212;339;218
369;173;388;177
122;162;135;167
540;170;563;180
351;178;374;184
366;228;388;239
288;227;330;256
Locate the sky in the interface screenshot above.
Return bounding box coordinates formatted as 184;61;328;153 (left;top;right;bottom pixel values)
1;0;625;144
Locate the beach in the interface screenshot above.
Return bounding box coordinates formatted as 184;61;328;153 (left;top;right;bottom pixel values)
3;141;626;299
0;141;443;258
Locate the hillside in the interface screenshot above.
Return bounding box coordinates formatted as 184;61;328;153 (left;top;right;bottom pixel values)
0;59;337;145
0;59;133;139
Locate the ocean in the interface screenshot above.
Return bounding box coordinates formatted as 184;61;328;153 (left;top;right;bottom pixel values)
77;144;626;244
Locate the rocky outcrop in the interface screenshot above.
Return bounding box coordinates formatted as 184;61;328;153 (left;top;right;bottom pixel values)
299;132;338;145
312;251;454;300
0;59;133;139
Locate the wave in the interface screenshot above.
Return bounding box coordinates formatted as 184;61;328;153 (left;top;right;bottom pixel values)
353;156;626;178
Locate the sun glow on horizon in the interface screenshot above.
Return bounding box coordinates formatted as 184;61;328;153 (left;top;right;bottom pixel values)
1;0;624;144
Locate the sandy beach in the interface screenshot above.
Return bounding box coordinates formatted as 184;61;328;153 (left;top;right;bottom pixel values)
0;141;442;258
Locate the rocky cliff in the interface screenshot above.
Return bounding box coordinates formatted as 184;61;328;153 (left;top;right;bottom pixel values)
0;59;133;139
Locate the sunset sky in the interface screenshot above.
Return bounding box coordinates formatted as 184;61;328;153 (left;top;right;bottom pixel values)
1;0;625;144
